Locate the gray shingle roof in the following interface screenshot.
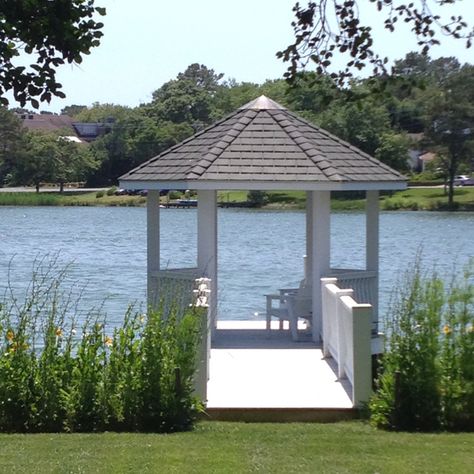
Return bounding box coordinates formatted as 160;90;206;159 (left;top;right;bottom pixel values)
120;95;406;187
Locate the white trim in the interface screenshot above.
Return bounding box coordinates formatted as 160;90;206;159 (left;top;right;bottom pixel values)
119;179;406;192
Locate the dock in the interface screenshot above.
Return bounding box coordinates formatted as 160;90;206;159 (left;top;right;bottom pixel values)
205;321;357;422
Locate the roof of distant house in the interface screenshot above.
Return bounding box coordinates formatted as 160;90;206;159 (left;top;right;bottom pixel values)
419;151;436;162
18;113;77;133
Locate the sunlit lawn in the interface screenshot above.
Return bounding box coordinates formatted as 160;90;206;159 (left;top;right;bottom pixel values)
2;186;474;211
0;421;473;473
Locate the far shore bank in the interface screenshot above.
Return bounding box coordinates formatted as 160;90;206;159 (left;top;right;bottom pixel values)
1;186;474;212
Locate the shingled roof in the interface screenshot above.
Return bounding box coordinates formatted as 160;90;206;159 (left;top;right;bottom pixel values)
120;96;406;191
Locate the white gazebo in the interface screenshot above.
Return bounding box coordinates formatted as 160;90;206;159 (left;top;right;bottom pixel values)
119;96;406;416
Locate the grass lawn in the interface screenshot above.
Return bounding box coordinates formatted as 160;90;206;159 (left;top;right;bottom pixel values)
0;421;472;473
2;186;474;211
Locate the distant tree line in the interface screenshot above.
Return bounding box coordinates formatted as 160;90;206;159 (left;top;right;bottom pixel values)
0;56;473;205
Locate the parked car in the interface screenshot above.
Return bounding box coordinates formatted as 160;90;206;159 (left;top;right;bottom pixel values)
454;175;474;186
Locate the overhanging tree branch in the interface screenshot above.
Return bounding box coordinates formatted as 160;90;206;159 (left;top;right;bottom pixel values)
278;0;473;85
0;0;106;108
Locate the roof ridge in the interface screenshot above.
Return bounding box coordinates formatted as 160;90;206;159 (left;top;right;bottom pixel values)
284;110;406;180
187;108;258;178
267;109;346;181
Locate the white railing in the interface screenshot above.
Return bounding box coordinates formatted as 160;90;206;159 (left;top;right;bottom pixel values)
321;277;372;407
150;267;199;314
326;268;378;332
192;277;212;403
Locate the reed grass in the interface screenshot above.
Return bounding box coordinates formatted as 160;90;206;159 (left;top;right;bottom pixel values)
0;255;204;433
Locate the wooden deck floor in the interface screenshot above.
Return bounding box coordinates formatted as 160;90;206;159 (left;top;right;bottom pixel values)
206;321;353;416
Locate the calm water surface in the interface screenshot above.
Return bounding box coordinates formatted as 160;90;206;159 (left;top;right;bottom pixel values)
0;206;473;325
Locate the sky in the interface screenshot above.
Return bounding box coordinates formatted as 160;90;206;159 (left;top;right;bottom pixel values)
7;0;474;113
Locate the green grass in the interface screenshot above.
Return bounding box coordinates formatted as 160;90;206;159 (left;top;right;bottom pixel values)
381;187;474;210
0;421;472;473
0;191;147;207
2;186;474;211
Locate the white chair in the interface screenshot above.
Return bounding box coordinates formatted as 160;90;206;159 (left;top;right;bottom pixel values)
265;281;312;341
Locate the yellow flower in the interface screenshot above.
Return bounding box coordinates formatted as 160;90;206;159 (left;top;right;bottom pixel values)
443;325;452;335
104;336;113;347
55;328;63;337
6;330;14;341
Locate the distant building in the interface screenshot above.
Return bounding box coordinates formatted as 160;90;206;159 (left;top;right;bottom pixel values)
17;113;106;143
71;122;105;142
418;151;437;172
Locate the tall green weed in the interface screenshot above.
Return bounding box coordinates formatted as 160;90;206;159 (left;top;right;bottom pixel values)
0;257;204;433
370;259;474;431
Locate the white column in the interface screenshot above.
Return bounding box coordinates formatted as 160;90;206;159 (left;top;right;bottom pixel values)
305;191;313;284
311;190;331;342
197;190;218;330
366;190;379;329
147;190;160;308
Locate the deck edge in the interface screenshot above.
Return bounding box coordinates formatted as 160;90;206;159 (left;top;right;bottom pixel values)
201;407;360;423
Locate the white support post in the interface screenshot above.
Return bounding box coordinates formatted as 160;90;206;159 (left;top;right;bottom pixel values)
366;190;379;329
320;277;337;357
311;190;331;342
351;304;372;406
197;190;218;332
147;190;160;309
335;289;354;379
305;191;313;284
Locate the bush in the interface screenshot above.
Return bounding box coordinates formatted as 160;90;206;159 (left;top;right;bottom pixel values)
106;186;117;196
95;191;104;198
169;191;181;200
382;198;418;211
370;258;474;431
247;190;268;207
0;257;204;433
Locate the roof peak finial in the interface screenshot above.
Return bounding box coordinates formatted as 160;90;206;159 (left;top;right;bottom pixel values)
239;95;287;110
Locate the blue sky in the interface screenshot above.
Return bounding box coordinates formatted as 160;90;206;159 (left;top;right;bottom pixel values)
10;0;474;112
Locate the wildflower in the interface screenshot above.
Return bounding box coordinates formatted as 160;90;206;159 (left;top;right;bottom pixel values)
55;328;63;337
71;329;77;336
104;336;113;347
443;324;452;335
6;330;14;341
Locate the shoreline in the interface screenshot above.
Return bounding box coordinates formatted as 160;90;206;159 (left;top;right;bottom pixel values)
1;187;474;212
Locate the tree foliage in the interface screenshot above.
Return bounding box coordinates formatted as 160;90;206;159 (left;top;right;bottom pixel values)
1;57;472;200
148;64;224;128
424;64;474;207
0;0;105;108
13;131;97;192
278;1;473;85
0;107;24;185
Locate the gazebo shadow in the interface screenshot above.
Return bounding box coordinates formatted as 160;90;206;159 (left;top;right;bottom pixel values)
212;327;319;349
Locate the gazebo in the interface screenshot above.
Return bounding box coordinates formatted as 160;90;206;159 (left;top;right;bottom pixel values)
119;96;406;415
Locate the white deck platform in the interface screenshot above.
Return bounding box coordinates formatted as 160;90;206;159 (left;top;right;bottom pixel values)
206;321;353;410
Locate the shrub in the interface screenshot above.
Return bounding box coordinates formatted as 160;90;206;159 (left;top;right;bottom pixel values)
106;187;117;196
95;191;104;198
0;257;204;433
247;190;268;207
370;258;474;431
169;191;181;200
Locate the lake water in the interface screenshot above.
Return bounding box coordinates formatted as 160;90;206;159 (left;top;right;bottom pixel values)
0;206;473;326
